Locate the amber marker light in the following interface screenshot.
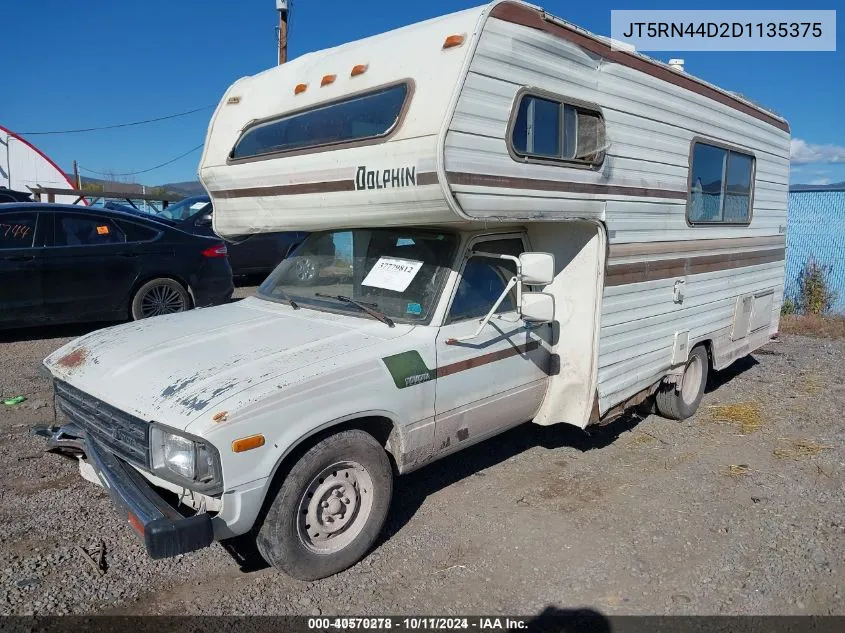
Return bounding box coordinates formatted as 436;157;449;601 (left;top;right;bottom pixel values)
443;34;466;49
321;74;337;86
351;64;368;77
294;83;308;95
232;434;266;453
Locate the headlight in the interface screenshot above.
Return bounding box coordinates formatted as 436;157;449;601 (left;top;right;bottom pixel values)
150;425;221;493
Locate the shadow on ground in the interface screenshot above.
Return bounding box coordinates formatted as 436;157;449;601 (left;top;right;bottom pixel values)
221;411;646;573
705;355;759;394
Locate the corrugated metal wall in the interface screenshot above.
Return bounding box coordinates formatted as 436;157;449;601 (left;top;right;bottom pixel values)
786;190;845;314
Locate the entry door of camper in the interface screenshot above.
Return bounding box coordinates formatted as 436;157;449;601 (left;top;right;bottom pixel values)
433;235;551;454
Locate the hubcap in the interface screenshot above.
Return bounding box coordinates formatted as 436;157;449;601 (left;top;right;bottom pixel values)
681;354;703;404
297;461;374;554
140;284;186;318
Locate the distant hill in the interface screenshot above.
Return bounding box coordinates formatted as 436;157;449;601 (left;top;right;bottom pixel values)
790;182;845;192
65;174;205;198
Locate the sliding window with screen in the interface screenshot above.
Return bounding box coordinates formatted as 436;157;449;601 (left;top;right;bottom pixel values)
688;141;755;225
508;90;605;167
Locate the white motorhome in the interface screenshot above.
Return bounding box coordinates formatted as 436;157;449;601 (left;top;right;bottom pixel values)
43;0;789;580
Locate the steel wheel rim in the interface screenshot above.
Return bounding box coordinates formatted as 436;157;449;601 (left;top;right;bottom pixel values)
681;354;703;404
140;284;187;318
297;461;374;554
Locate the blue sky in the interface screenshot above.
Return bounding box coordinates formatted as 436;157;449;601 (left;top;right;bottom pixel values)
1;0;842;185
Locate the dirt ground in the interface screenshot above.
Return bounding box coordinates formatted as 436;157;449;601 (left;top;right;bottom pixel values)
1;290;843;617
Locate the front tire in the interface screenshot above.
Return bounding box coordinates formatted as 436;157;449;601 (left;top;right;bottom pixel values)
130;278;190;320
256;430;393;580
655;345;709;420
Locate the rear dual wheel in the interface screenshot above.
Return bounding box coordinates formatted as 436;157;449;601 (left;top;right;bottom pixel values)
256;430;393;581
655;345;709;420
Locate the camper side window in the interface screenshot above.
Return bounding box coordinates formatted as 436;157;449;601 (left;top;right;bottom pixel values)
510;93;604;166
688;142;755;225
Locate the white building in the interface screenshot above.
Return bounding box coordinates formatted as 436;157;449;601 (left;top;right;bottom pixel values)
0;124;82;204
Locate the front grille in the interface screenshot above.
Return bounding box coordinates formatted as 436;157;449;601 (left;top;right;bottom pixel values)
54;380;150;468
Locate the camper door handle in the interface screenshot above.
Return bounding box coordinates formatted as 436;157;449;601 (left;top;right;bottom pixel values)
673;279;686;304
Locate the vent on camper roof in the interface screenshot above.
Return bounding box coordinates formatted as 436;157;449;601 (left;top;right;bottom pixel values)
668;58;685;72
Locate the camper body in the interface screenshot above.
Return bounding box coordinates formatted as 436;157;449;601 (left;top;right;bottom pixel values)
42;0;789;580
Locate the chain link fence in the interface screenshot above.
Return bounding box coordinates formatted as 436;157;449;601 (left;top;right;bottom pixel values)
786;190;845;314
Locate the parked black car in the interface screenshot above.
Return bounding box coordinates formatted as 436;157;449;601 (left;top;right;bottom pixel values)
151;195;307;277
0;203;234;329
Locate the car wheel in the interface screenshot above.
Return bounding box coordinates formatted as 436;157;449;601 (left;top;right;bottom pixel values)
655;345;709;420
255;430;393;580
130;278;191;320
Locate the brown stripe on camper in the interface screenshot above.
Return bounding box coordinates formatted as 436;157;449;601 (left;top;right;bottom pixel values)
605;247;785;287
210;171;440;199
608;235;786;259
447;171;687;200
213;180;355;199
437;340;541;378
490;2;790;134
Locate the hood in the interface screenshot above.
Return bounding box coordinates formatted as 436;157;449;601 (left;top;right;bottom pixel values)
44;297;412;429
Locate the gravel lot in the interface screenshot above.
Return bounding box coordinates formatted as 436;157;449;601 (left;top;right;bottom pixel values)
1;289;843;617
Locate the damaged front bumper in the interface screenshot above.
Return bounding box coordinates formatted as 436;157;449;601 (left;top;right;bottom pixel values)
46;425;214;559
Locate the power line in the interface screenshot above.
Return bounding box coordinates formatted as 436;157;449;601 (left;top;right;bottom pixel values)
79;143;204;178
18;105;214;136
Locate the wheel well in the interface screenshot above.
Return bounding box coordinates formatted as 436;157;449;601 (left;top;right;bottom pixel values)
693;339;714;369
251;416;398;538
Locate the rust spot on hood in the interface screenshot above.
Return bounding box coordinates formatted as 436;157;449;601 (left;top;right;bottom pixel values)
57;348;88;369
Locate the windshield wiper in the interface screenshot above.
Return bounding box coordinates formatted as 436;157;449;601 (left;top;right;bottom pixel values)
315;293;394;328
274;288;299;310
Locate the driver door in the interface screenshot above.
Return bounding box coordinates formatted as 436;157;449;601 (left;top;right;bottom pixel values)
433;234;551;455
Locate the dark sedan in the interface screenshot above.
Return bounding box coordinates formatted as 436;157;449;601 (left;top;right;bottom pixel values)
151;196;307;277
0;203;234;329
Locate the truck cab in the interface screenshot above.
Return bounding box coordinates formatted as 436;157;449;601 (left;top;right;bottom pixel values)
43;224;561;580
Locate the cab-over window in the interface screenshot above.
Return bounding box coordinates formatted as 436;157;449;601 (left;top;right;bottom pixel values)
231;82;410;160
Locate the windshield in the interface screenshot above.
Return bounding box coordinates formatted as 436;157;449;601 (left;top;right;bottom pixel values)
257;228;458;324
157;195;211;222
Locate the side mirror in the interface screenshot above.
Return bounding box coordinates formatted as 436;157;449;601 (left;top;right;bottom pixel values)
519;252;554;285
195;213;213;227
521;292;555;323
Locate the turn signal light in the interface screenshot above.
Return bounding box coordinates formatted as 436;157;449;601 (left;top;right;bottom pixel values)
127;512;144;535
351;64;368;77
294;83;308;95
232;434;266;453
202;244;228;258
443;34;465;49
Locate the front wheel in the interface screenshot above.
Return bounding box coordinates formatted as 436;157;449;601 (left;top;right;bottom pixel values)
256;430;393;580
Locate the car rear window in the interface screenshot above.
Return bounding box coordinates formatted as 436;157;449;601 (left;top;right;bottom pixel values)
55;215;125;246
0;214;37;249
116;220;160;243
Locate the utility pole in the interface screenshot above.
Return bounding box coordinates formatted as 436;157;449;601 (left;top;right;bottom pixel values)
73;160;81;190
277;0;289;65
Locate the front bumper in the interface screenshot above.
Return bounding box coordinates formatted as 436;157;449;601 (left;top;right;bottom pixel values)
47;425;214;559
